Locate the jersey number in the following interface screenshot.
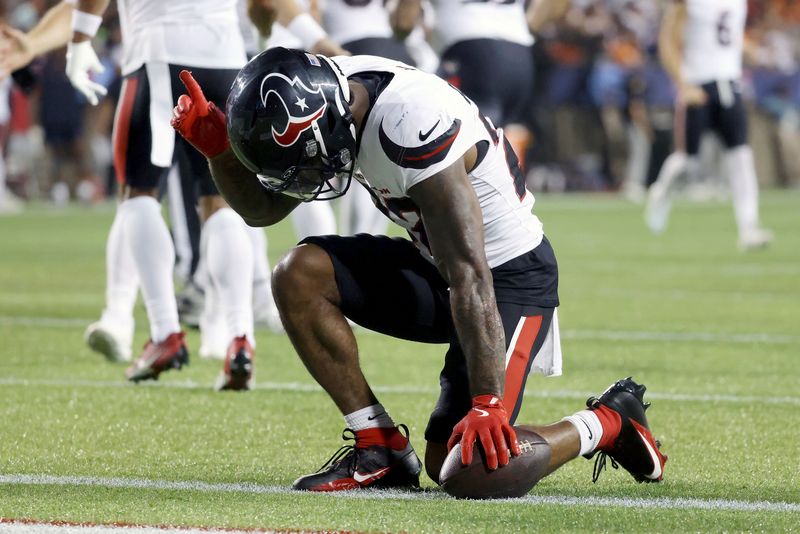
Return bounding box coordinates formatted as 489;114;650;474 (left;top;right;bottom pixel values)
717;11;732;47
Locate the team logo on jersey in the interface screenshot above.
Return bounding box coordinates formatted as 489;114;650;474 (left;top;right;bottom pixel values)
260;73;328;147
378;118;461;169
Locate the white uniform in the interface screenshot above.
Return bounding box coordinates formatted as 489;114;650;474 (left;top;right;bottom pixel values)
682;0;746;85
116;0;247;75
321;0;392;45
429;0;533;53
334;56;543;268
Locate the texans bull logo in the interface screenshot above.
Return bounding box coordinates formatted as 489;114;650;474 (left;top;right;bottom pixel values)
260;73;328;147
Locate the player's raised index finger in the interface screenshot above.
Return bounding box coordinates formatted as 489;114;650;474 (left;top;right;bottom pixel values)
179;70;208;113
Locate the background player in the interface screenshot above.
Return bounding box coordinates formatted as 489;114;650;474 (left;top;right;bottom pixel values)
645;0;773;250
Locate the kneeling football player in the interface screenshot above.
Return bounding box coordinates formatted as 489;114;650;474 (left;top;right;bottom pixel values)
172;48;667;493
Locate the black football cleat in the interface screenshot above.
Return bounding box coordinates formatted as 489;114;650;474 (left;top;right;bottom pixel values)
586;377;667;483
292;425;422;492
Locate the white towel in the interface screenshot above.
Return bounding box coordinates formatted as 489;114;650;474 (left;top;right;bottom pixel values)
146;62;176;168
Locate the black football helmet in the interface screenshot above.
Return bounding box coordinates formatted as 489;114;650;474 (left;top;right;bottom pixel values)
226;47;357;201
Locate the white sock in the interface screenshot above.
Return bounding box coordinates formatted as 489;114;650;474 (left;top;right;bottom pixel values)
646;152;688;233
344;403;396;431
291;201;336;240
339;184;388;236
204;208;254;346
121;196;180;343
248;225;275;311
98;207;138;335
562;410;603;456
724;145;760;235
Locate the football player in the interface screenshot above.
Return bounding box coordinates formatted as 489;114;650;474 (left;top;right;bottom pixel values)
393;0;538;164
2;0;259;390
645;0;773;250
173;49;667;491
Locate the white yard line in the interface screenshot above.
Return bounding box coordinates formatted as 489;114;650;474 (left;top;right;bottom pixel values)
1;377;799;406
1;315;798;345
0;474;797;514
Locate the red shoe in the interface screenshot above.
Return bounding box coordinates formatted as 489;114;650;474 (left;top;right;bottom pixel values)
125;332;189;382
214;335;254;391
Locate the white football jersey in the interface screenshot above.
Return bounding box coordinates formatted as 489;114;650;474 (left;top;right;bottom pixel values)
332;55;543;267
320;0;393;46
682;0;746;84
116;0;247;75
429;0;533;53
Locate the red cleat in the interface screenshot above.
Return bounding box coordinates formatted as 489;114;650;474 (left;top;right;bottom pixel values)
214;335;254;391
125;332;189;382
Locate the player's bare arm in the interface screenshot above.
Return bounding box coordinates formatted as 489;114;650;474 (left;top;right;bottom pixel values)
527;0;571;35
270;0;348;56
0;0;73;77
390;0;421;39
208;150;301;227
659;0;706;105
408;155;505;398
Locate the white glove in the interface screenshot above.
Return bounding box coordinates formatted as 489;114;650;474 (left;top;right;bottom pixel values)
65;41;108;106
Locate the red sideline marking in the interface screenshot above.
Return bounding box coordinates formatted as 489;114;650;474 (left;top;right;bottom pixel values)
0;517;367;534
502;316;542;412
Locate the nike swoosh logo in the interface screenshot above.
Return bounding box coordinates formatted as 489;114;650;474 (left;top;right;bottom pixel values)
367;412;386;421
352;467;390;484
581;419;593;440
418;120;440;141
632;422;663;480
473;408;489;417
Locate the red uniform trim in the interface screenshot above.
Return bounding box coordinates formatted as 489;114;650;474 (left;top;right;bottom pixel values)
112;76;139;185
502;315;542;412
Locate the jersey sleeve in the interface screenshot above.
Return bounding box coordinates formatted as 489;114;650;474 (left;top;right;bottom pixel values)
372;76;487;194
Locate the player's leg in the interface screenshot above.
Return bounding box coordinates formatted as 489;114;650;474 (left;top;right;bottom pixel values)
645;91;708;233
290;201;337;239
714;80;772;249
104;65;187;381
338;182;388;236
84;197;138;362
273;234;452;491
183;64;257;390
249;225;283;332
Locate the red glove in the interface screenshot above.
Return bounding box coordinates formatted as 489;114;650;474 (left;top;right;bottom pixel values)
171;70;229;158
447;394;520;470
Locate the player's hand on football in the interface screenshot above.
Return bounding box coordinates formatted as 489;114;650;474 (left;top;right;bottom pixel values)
65;41;107;105
447;394;521;470
171;70;230;159
679;83;707;106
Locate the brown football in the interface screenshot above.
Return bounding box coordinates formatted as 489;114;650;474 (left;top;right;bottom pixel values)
439;427;551;499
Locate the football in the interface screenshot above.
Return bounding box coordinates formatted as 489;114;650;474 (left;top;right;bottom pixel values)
439;427;551;499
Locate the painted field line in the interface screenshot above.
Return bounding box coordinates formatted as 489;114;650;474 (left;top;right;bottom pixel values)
1;315;798;346
1;474;798;514
0;517;302;534
1;377;799;406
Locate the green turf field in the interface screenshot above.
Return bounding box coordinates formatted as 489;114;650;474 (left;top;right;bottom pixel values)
1;192;798;533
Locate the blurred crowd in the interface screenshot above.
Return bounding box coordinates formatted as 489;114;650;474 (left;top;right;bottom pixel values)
0;0;798;212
